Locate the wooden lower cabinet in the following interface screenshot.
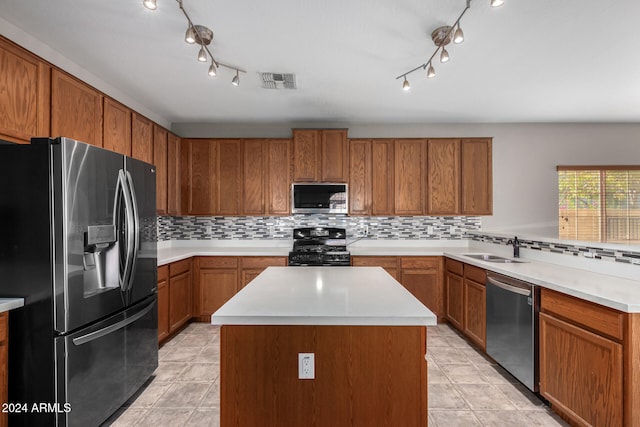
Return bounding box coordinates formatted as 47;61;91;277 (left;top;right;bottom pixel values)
463;264;486;350
351;256;399;280
0;312;8;427
240;256;288;289
168;259;192;333
157;265;170;343
400;257;444;319
195;257;239;322
445;270;464;330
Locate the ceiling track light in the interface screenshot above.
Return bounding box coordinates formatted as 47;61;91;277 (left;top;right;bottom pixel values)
396;0;504;89
144;0;246;82
402;76;410;91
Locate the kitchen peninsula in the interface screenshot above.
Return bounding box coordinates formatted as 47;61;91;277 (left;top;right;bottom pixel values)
211;266;436;427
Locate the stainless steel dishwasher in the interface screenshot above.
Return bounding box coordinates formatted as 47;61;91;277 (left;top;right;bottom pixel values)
486;272;539;392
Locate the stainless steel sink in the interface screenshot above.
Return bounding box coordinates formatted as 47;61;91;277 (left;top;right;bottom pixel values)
463;254;525;263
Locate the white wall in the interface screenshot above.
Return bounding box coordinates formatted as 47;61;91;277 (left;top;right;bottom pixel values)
172;122;640;238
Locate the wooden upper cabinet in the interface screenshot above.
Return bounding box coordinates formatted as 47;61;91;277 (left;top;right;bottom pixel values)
321;129;349;182
292;129;348;182
217;139;242;215
394;139;425;215
0;37;50;143
371;140;395;216
51;69;103;147
131;113;153;164
102;98;131;156
427;139;460;215
182;138;217;215
243;139;267;215
167;133;181;216
154;124;168;215
349;139;372;215
461;138;492;215
267;139;291;215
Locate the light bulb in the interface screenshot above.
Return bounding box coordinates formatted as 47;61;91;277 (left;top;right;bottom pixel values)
453;25;464;44
143;0;157;10
402;77;410;91
491;0;504;7
427;63;436;78
197;45;207;62
208;62;217;76
185;26;196;44
232;72;240;86
440;47;450;63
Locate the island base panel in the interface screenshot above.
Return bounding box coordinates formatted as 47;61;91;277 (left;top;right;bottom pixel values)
220;325;427;427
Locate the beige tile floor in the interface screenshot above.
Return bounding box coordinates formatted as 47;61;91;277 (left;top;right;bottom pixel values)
104;322;567;427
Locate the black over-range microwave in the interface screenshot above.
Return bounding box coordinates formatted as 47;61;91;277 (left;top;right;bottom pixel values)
291;183;348;214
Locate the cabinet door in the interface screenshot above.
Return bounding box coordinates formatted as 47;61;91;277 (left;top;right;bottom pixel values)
427;139;460;215
131;112;153;164
461;138;492;215
154;125;168;214
351;256;398;280
167;133;181;216
157;268;169;343
321;129;348;182
539;312;623;426
243;139;267;215
349;140;371;215
394;140;425;215
199;269;238;316
51;69;103;147
400;258;443;318
267;139;291;215
217;139;243;215
169;270;192;333
446;272;464;330
0;38;50;143
464;279;486;349
292;129;320;181
102;98;131;156
371;140;395;215
181;139;217;215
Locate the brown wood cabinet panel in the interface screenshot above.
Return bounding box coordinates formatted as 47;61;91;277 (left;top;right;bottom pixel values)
220;325;427;427
131;112;153;164
154;125;168;215
51;69;103;147
445;258;464;276
461;138;492;215
169;267;192;333
624;313;640;427
320;129;348;182
541;288;624;341
157;266;169;343
267;139;291;215
464;264;486;286
427;139;460;215
199;268;238;316
349;139;371;215
198;257;239;269
464;278;486;350
371;140;395;215
292;129;320;181
181;139;217;215
243;139;267;215
394;139;425;215
102;98;131;155
167;133;181;215
400;256;443;318
539;312;623;427
217;139;242;215
0;37;50;143
351;256;399;280
0;312;7;427
169;258;192;277
446;271;464;330
240;256;287;289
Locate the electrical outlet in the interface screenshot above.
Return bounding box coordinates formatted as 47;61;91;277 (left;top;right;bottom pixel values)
205;225;212;234
298;353;315;380
363;225;369;236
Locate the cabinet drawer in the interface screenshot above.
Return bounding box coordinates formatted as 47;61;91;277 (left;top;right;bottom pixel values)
464;264;486;284
541;288;625;341
400;256;440;270
352;256;397;269
445;258;463;276
198;256;238;269
158;265;168;282
240;256;287;269
169;258;192;277
0;312;7;342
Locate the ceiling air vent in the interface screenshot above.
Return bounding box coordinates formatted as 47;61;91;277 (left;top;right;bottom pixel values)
260;72;297;89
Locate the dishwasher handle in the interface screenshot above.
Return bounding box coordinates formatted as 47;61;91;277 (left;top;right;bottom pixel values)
487;276;531;296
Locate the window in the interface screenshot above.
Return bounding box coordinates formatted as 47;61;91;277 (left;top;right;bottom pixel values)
558;166;640;243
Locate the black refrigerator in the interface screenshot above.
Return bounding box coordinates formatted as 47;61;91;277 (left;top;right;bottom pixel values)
0;137;158;426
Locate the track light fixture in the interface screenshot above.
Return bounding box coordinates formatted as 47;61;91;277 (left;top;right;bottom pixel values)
144;0;246;83
402;76;410;91
396;0;504;90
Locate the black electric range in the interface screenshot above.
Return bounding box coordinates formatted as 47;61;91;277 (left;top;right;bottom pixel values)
288;227;351;266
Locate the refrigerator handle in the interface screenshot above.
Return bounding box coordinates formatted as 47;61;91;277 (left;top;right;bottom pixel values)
124;171;140;292
71;298;155;346
117;170;136;293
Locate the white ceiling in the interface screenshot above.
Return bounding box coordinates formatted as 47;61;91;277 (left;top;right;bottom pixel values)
1;0;639;125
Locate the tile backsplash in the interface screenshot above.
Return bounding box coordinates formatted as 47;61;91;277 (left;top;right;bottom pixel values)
158;215;482;241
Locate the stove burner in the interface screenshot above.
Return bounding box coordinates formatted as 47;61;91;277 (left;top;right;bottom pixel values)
289;227;351;266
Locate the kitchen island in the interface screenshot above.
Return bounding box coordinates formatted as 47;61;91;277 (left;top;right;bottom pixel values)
211;266;436;427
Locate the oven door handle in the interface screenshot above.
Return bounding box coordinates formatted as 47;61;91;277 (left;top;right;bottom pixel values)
487;276;531;296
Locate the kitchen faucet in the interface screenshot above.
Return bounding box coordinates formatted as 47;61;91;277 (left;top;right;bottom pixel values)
507;236;521;258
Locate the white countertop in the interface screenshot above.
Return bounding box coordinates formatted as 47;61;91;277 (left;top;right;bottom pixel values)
210;266;437;326
0;298;24;313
